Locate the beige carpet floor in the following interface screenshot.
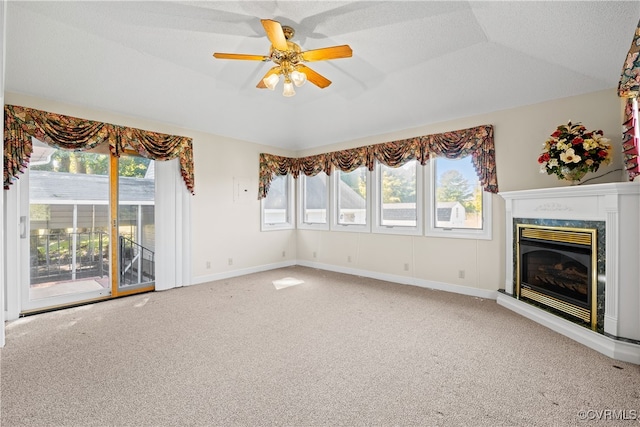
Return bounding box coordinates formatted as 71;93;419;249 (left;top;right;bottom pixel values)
2;266;639;426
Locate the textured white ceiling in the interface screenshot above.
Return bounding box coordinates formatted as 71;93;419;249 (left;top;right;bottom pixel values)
5;1;639;151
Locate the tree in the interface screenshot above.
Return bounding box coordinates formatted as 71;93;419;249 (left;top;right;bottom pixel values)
119;156;151;178
471;185;483;214
31;149;150;177
436;170;473;209
382;166;416;203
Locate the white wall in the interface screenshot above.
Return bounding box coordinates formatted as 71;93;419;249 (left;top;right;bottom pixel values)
2;89;625;304
189;130;297;282
294;89;624;294
296;89;624;190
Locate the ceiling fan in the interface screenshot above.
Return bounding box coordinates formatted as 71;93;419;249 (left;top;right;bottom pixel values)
213;19;352;97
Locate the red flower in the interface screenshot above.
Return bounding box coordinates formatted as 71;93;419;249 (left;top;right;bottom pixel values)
551;130;562;138
538;153;551;163
572;137;584;145
598;150;608;158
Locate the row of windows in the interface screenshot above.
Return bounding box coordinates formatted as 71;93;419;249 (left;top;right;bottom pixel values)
261;155;492;240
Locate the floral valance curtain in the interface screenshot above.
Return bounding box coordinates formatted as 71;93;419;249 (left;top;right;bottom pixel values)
4;105;195;194
618;19;640;181
258;124;496;199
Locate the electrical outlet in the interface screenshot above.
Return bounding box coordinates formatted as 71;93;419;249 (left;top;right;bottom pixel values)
282;251;286;257
206;261;211;269
404;263;409;271
228;258;233;266
348;255;352;263
458;269;465;279
313;251;317;258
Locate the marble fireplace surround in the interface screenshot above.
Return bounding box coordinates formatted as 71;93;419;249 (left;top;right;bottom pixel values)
499;183;640;364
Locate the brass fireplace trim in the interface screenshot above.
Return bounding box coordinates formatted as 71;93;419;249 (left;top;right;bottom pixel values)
516;223;598;330
520;228;592;246
520;287;591;322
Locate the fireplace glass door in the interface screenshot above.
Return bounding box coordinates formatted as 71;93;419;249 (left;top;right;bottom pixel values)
517;224;597;327
520;242;591;309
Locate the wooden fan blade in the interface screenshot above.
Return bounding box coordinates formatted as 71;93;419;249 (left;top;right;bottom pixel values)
213;52;269;61
261;19;288;51
256;67;281;89
301;45;352;62
297;65;331;89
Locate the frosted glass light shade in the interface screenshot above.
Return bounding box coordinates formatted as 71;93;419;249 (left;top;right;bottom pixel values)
283;81;295;97
291;70;307;87
263;74;279;90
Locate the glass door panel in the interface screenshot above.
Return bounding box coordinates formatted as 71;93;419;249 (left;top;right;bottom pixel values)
117;156;155;293
23;141;111;311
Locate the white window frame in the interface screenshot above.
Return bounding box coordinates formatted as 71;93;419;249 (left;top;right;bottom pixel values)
297;172;329;231
331;167;371;233
425;156;492;240
261;174;295;231
372;161;423;236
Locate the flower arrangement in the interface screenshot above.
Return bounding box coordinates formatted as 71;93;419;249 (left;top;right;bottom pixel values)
538;121;612;182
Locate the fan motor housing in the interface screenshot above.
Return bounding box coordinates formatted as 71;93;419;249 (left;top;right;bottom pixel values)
282;25;295;40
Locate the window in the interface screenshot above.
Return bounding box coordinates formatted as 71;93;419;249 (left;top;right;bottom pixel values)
332;167;370;231
261;174;294;230
373;162;422;235
282;155;492;239
297;172;329;230
426;155;492;240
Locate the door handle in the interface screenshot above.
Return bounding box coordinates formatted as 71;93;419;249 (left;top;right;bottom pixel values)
20;216;27;239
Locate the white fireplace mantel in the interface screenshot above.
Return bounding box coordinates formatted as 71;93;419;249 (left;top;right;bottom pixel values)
498;182;640;364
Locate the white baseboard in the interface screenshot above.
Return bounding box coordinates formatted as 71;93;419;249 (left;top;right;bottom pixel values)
191;260;297;286
191;259;498;301
297;260;498;300
497;293;640;364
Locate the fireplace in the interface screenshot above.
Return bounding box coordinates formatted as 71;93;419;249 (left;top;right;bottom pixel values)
500;183;640;363
517;224;597;330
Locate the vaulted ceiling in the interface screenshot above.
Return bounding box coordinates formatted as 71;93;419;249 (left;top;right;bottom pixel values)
5;1;639;151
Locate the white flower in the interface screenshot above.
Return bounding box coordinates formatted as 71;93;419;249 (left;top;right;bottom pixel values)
548;159;558;168
598;137;611;148
560;148;581;164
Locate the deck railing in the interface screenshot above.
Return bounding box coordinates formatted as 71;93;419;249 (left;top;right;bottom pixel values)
30;231;155;288
119;235;155;287
30;231;109;284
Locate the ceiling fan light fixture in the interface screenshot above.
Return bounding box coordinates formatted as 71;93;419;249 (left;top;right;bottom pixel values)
213;19;353;96
263;73;280;90
291;70;307;87
283;79;295;97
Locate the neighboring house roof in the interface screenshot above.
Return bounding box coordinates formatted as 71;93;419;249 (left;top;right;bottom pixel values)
265;176;365;210
437;201;461;209
337;179;366;210
29;170;154;203
437;207;453;222
436;201;464;221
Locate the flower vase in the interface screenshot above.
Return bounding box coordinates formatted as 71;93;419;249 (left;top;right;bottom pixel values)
561;166;587;185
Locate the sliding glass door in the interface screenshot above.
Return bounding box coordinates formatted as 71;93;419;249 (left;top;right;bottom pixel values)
116;154;155;294
23;141;111;311
21;140;155;313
